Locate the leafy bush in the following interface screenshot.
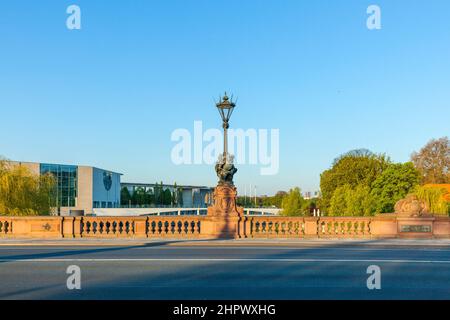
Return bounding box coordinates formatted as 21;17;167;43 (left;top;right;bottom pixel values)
370;162;420;213
281;187;305;216
415;186;449;215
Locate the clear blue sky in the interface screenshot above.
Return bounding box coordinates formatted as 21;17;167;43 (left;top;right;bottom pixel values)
1;0;449;195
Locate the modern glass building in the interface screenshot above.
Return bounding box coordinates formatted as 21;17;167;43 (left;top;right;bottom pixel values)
40;164;78;208
12;161;121;215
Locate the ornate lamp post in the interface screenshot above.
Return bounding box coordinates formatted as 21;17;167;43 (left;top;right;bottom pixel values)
205;92;244;239
215;93;238;186
216;93;235;157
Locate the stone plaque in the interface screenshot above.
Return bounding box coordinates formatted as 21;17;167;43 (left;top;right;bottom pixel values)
400;225;431;233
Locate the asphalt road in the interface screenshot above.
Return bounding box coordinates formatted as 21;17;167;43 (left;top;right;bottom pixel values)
0;241;449;299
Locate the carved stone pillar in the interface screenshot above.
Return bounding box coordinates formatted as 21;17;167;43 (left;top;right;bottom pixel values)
204;184;244;239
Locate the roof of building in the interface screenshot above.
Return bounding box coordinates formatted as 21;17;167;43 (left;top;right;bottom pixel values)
121;182;213;190
11;160;123;175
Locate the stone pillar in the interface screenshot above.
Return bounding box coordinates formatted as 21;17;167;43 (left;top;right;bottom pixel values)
433;216;450;238
370;215;398;238
61;217;75;238
304;218;319;237
73;217;82;238
204;184;244;239
134;217;148;238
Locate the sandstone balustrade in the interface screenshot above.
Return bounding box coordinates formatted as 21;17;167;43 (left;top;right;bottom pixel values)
0;215;448;239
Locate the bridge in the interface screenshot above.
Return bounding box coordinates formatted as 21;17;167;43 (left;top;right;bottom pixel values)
93;207;281;217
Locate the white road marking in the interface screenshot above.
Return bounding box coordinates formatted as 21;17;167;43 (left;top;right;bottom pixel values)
1;246;449;252
1;258;450;264
145;246;450;252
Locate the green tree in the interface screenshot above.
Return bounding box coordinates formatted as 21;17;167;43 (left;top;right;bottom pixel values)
162;188;172;205
320;149;390;213
329;184;375;216
172;182;184;206
411;137;450;184
120;187;131;206
348;185;376;216
154;181;163;205
301;198;317;216
270;191;287;208
0;159;55;216
131;187;146;206
370;162;420;213
253;191;287;208
281;187;305;216
172;182;178;206
415;186;449;215
328;185;351;216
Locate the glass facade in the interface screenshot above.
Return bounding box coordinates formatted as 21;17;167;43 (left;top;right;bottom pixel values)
40;164;77;207
93;201;115;209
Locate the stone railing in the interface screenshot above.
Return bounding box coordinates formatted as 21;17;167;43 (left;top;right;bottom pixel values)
242;216;372;238
0;216;207;239
317;217;372;238
0;214;449;239
80;217;142;238
77;216;203;238
146;216;202;238
244;216;306;238
0;217;13;235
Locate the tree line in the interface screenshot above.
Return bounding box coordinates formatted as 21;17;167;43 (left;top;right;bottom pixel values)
319;137;450;216
236;190;318;216
120;182;184;207
266;137;449;217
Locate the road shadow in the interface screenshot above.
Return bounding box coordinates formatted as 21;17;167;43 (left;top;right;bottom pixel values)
0;237;240;262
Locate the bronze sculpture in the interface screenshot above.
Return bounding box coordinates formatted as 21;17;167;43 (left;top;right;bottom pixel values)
215;153;237;186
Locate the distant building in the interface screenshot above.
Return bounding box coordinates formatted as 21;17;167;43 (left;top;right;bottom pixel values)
11;161;121;215
121;182;213;208
303;190;321;200
9;161;214;215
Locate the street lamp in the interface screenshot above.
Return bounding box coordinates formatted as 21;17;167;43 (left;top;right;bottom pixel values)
207;93;242;239
214;92;238;186
216;92;236;157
